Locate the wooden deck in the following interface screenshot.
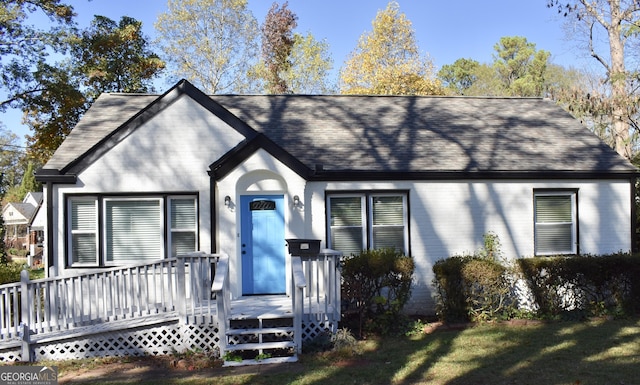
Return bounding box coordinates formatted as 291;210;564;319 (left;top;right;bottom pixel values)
0;251;342;365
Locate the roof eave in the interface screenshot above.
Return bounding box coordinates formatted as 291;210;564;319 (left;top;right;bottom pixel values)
309;169;639;181
35;168;77;184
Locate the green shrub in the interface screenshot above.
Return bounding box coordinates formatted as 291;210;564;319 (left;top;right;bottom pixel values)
341;248;414;336
432;255;468;323
0;263;25;285
517;253;640;318
433;232;518;323
8;248;28;258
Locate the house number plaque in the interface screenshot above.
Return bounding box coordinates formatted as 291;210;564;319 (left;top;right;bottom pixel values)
250;200;276;211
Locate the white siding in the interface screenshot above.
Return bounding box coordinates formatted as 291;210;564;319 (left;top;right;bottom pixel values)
52;95;246;274
308;179;632;314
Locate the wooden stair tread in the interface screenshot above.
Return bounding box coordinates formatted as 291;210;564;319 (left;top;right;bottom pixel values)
226;327;294;335
225;341;295;351
223;356;298;367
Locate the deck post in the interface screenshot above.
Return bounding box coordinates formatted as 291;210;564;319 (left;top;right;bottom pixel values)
211;254;229;358
176;257;187;323
19;270;32;362
291;257;306;354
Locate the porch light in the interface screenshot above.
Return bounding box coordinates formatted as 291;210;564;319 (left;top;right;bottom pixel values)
293;195;300;206
224;195;231;207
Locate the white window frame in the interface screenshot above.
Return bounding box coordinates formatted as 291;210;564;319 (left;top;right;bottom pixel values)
167;196;198;257
102;197;164;266
534;190;577;256
68;197;99;267
327;192;409;255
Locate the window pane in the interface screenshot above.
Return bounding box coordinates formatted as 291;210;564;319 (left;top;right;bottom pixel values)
330;196;364;255
331;227;363;256
72;234;97;264
106;200;162;262
330;197;362;226
372;226;405;251
171;198;196;229
373;196;403;225
171;232;196;256
72;200;96;231
536;196;572;223
535;224;573;253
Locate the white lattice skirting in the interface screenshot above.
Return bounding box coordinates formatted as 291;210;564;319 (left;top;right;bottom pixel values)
0;319;337;362
0;343;22;362
33;322;222;361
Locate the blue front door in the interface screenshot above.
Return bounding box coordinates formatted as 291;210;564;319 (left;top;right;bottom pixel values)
240;195;286;295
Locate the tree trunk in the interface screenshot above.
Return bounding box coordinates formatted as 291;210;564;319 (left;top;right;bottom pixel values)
608;0;632;159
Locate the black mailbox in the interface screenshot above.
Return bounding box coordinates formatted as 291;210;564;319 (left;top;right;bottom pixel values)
286;239;321;256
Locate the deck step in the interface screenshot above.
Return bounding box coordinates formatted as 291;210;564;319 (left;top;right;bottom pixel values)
229;312;293;320
223;355;298;367
225;341;296;351
226;327;295;336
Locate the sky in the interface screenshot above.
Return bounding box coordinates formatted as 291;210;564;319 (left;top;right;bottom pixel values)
3;0;594;147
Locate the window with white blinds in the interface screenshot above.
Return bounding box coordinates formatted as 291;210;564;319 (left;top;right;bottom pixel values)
328;193;408;256
105;199;162;263
372;195;405;251
534;191;577;255
329;196;365;256
67;195;198;267
70;198;98;265
169;197;197;257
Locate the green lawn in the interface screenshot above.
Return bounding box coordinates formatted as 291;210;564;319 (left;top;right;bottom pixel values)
51;317;640;385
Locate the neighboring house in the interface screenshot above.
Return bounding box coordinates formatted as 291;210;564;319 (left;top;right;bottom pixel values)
35;80;637;314
2;192;44;265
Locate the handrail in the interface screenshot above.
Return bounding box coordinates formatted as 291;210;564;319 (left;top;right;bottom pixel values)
291;256;305;354
211;253;230;357
211;254;229;292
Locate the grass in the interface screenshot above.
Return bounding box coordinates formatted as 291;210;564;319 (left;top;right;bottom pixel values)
39;317;640;384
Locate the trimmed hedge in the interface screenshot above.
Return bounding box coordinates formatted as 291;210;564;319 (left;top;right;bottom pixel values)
341;248;414;336
433;255;517;323
433;250;640;323
517;254;640;318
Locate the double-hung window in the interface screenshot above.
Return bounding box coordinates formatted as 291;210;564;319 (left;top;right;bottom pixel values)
534;190;577;255
68;195;198;267
327;192;408;256
70;198;99;266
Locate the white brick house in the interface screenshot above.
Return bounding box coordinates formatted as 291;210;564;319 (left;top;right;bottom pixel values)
35;80;638;314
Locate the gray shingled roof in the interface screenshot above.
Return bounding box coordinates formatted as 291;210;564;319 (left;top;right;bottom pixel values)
43;90;637;176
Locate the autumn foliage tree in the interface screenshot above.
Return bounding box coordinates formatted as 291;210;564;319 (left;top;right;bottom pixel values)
251;2;333;94
548;0;640;159
155;0;259;94
23;16;164;163
339;1;443;95
0;0;74;110
261;2;297;94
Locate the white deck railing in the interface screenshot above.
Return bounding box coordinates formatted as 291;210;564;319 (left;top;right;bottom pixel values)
292;249;342;352
0;253;225;345
0;250;340;360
